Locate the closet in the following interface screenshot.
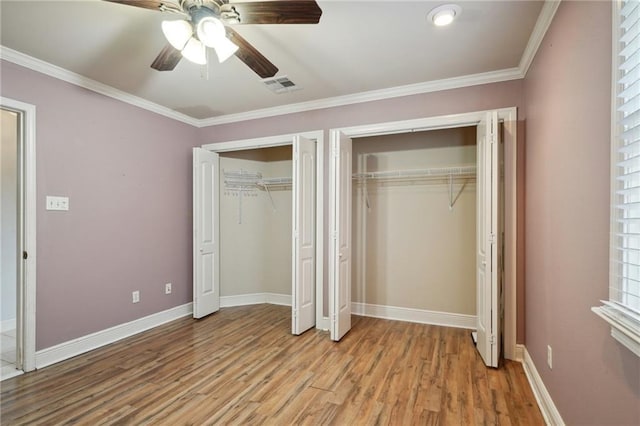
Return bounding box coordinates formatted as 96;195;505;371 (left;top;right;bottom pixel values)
330;110;506;367
193;134;318;335
351;126;478;318
219;147;293;304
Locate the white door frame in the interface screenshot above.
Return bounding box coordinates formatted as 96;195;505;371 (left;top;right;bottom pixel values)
201;130;325;329
1;97;37;373
329;108;518;360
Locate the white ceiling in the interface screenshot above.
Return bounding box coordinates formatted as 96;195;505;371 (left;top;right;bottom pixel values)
0;0;544;121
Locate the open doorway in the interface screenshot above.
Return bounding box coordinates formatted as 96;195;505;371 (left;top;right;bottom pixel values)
329;109;517;366
218;146;295;326
193;132;324;335
0;97;36;379
351;126;479;329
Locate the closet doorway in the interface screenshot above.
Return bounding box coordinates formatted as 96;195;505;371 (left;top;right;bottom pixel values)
193;132;324;335
329;109;516;368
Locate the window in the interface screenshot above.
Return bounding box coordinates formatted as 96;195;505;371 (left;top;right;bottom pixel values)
592;0;640;357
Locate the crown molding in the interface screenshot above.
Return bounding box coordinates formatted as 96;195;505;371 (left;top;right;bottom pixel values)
0;46;200;127
0;0;558;128
197;67;523;126
519;0;561;76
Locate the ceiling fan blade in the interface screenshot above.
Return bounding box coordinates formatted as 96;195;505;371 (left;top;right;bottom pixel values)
102;0;180;12
151;44;183;71
223;1;322;24
226;27;278;78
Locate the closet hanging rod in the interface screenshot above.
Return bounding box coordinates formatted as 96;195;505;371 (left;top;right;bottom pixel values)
353;164;477;181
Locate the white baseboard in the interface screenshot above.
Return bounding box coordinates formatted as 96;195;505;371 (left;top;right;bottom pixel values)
316;317;330;331
515;343;525;362
0;318;16;333
265;293;291;306
1;364;23;381
521;347;565;426
351;302;476;329
220;293;291;307
35;303;193;369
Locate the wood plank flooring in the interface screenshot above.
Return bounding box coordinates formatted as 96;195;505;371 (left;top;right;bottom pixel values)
0;304;544;425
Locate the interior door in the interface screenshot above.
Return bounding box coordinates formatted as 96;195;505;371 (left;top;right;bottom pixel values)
193;147;220;318
292;136;316;335
476;111;501;367
330;131;352;341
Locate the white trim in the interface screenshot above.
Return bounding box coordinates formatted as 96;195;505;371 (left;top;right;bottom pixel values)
0;318;16;334
266;293;291;306
0;47;199;127
331;107;519;359
519;1;562;76
592;305;640;357
515;343;525;362
611;327;640;357
317;316;330;331
198;68;523;126
1;97;37;373
0;0;560;130
35;303;193;369
352;302;476;330
202;131;322;152
522;347;565;426
1;364;23;381
336;110;489;138
315;136;325;330
502;107;519;361
220;293;292;307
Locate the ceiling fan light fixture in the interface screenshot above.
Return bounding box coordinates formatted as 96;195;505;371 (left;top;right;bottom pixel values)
213;36;239;63
181;37;207;65
428;4;461;27
161;20;193;50
196;16;226;48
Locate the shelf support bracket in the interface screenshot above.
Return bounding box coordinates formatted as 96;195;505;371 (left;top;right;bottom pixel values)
449;175;468;210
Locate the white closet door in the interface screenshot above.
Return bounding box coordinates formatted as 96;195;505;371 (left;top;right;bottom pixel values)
476;111;501;367
193;147;220;318
292;135;316;335
330;131;352;341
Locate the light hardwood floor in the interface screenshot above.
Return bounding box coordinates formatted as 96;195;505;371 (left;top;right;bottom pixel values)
0;304;544;425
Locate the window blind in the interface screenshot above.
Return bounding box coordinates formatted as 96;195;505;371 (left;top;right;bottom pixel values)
593;0;640;357
614;0;640;314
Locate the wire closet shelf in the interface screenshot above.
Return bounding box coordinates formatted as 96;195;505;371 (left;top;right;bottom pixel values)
223;169;292;221
352;164;477;210
352;164;477;182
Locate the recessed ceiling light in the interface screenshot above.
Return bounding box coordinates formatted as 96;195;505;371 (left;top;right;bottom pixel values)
427;4;462;27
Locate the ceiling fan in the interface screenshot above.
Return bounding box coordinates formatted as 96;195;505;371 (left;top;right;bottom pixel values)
104;0;323;78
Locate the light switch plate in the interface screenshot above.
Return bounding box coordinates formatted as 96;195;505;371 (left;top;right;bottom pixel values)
46;196;69;211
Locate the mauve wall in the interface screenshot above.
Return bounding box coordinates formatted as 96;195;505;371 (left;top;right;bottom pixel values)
197;81;524;145
523;2;639;424
1;60;198;350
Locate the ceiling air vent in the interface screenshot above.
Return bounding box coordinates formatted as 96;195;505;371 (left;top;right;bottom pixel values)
262;76;302;94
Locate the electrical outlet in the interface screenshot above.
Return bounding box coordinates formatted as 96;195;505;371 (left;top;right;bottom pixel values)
547;345;553;369
165;283;172;294
132;290;140;304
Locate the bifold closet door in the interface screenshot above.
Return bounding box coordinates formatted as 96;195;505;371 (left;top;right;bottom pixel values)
193;148;220;318
329;131;352;341
476;111;501;367
292;135;316;335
